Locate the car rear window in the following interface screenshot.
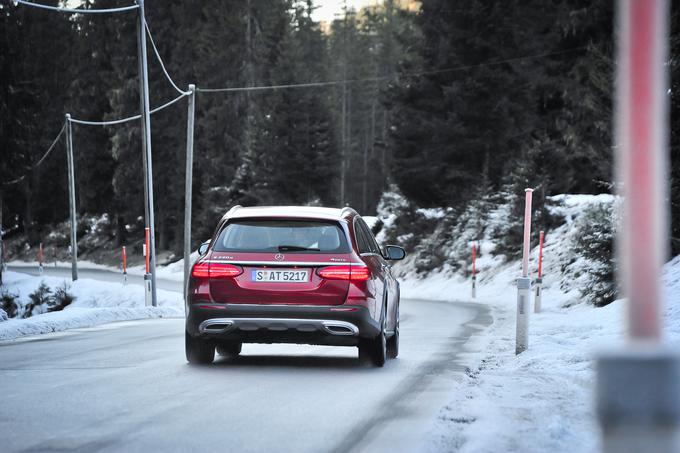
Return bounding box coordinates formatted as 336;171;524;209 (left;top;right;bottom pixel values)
213;220;350;253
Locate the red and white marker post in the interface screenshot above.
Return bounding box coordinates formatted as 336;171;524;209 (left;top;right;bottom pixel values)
144;228;152;306
471;243;477;300
534;231;544;313
515;188;533;355
122;246;127;284
38;242;44;274
597;1;678;452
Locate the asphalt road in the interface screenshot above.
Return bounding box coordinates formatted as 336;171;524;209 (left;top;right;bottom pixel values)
0;267;491;453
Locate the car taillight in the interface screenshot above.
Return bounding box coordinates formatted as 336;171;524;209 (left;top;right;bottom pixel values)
317;265;370;281
191;262;243;278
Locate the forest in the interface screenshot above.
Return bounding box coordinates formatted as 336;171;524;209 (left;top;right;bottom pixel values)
1;0;679;259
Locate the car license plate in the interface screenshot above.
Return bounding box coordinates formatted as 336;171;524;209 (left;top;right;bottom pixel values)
251;269;309;283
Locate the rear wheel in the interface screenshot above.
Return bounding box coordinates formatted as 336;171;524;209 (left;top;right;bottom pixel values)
387;314;399;359
216;341;242;357
359;305;387;367
185;331;215;365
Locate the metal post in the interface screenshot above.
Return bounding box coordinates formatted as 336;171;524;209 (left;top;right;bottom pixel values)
471;243;477;299
65;115;78;281
516;188;533;354
534;230;544;313
38;242;44;274
122;246;127;284
144;227;151;306
137;0;157;307
597;1;679;451
183;84;196;300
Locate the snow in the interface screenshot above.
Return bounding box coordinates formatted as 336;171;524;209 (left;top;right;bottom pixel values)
0;271;183;341
392;193;679;453
9;252;198;283
125;251;198;282
2;192;678;451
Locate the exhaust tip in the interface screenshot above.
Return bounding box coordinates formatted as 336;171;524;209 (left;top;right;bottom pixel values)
199;319;234;333
322;321;359;336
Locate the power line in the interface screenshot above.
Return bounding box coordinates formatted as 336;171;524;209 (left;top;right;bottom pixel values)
145;20;189;96
196;46;588;94
68;92;188;126
2;122;66;186
9;0;139;14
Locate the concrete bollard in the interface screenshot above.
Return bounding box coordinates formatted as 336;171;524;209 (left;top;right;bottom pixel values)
516;188;533;355
597;1;680;452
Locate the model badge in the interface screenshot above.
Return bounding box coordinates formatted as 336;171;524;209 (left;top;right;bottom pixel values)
274;253;285;261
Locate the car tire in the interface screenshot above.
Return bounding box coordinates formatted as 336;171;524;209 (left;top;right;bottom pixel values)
387;314;399;359
359;303;387;367
216;341;242;357
185;331;215;365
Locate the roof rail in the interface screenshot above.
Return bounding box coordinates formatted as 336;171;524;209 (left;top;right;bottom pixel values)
222;205;242;219
340;206;358;217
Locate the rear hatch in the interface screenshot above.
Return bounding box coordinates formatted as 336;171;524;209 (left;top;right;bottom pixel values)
206;219;353;306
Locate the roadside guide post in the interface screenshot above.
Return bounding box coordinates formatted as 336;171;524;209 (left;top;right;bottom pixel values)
597;1;680;452
122;246;127;284
471;243;477;299
515;188;533;355
144;228;152;306
534;230;544;313
38;242;44;274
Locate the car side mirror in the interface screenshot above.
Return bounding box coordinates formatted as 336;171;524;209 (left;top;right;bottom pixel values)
384;245;406;261
198;240;211;256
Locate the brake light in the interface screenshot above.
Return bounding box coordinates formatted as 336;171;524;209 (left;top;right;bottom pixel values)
191;262;243;278
350;266;370;281
317;265;370;281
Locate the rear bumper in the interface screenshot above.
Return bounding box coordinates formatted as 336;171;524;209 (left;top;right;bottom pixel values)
186;304;380;346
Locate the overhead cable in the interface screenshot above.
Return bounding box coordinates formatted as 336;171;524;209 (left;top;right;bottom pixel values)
10;0;139;14
145;20;189;96
197;46;588;94
3;122;66;186
68;92;188;126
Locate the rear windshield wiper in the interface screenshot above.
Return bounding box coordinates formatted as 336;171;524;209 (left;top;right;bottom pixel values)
278;245;320;252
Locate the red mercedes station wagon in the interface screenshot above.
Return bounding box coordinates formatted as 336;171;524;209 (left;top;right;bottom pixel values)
185;206;405;367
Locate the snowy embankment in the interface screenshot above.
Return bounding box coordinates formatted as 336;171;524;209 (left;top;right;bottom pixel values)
0;271;183;341
392;194;680;453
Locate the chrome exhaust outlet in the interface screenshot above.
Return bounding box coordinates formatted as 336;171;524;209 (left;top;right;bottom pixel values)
321;321;359;336
199;319;234;334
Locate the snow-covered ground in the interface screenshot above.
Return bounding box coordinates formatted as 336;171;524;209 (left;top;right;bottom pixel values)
390;193;680;453
0;271;183;341
3;193;679;452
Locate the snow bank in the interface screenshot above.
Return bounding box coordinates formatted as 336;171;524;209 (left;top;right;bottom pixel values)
0;271;183;341
395;194;679;453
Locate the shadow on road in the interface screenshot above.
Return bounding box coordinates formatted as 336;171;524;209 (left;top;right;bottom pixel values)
203;354;369;369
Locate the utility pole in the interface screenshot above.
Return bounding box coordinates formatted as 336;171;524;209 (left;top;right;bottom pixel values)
65;115;78;281
183;84;196;300
136;0;157;306
339;6;348;207
597;1;679;452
